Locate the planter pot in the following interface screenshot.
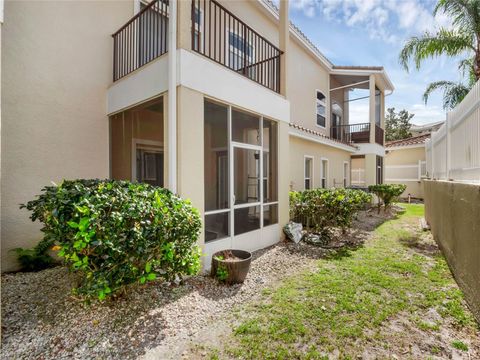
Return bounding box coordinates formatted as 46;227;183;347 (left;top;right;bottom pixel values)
211;249;252;284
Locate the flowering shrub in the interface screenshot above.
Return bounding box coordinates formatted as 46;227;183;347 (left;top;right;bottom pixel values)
368;184;407;212
289;188;372;238
21;179;202;300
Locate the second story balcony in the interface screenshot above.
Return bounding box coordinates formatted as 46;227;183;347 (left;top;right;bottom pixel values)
331;123;384;145
111;0;282;93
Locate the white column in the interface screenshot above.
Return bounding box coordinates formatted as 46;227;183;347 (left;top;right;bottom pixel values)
168;0;177;193
368;74;376;143
279;0;289;98
446;113;451;180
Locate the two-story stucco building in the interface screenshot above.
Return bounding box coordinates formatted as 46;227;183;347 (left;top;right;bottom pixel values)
1;0;393;271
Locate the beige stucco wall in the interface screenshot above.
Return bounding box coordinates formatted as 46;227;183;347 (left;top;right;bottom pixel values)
177;86;205;248
385;146;425;198
289;136;351;190
1;0;133;271
278;121;290;232
424;180;480;323
288;39;330;136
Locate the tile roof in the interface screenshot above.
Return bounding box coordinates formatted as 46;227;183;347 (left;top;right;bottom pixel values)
385;133;430;148
289;123;357;149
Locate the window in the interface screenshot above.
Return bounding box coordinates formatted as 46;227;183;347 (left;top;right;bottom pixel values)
136;146;164;186
375;88;381;126
110;97;164;187
204;100;229;212
321;159;328;188
376;156;384;184
304;156;313;190
228;31;253;71
343;161;349;188
263;119;278;227
316;91;326;127
193;7;203;51
232;109;260;145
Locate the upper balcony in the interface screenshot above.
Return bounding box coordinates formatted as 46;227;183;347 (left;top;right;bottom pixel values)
331;123;384;146
112;0;282;93
328;66;393;148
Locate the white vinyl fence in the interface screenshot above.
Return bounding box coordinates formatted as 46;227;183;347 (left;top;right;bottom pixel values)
351;168;365;186
426;80;480;183
385;161;427;182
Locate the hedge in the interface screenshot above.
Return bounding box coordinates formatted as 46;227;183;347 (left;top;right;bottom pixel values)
289;188;372;238
21;179;202;300
368;184;407;212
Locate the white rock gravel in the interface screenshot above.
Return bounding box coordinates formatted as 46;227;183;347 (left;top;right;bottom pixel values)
1;210;389;360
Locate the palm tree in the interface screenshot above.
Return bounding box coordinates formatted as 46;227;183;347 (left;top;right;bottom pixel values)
399;0;480;109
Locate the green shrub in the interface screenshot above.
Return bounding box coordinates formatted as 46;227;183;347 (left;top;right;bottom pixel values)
13;238;56;272
368;184;407;212
289;188;372;238
21;179;202;300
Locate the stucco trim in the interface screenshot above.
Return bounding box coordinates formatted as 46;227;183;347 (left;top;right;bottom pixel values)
355;143;385;157
178;50;290;123
386;144;425;151
289;130;356;153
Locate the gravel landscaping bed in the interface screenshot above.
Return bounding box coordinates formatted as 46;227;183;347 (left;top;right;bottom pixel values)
1;209;391;359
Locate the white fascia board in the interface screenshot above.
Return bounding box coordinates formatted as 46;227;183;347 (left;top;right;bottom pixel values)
107;55;169;115
107;50;290;122
386;144;426;151
289;130;357;153
354;143;385;156
330;69;394;92
179;49;290;123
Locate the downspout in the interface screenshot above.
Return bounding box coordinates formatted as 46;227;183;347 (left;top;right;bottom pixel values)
168;0;177;193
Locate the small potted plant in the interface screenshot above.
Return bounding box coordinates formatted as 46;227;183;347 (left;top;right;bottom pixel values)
211;249;252;284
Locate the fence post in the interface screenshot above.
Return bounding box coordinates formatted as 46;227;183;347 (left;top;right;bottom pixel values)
446;113;451;180
431;138;435;179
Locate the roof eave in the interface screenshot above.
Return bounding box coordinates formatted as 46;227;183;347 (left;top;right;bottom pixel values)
330;68;395;92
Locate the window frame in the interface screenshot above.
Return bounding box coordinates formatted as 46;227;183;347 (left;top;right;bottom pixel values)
304;155;314;190
192;6;204;52
320;157;329;188
343;161;349;188
315;90;327;129
225;27;255;72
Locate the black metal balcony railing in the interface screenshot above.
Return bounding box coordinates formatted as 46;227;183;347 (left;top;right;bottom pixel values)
331;123;385;145
331;123;370;144
112;0;169;81
191;0;282;93
375;124;384;145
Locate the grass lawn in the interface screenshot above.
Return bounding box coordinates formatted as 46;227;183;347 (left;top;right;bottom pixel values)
207;204;479;359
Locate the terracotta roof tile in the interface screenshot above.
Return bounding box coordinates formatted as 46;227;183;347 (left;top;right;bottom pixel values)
289;123;357;149
385;133;430;148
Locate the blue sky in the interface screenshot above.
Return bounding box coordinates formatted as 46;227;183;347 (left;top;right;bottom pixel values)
285;0;467;125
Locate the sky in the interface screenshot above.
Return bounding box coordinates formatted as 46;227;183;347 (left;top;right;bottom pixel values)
283;0;468;125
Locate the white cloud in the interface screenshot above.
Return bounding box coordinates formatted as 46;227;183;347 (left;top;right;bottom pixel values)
289;0;450;44
407;103;446;124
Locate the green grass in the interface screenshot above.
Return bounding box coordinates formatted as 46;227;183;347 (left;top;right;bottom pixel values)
218;204;477;359
451;340;469;351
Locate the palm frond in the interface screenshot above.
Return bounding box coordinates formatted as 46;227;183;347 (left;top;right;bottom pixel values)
458;57;477;85
399;28;474;72
423;80;471;109
435;0;480;36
